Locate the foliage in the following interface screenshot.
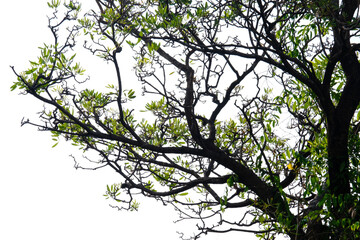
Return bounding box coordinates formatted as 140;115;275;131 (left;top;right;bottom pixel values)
11;0;360;239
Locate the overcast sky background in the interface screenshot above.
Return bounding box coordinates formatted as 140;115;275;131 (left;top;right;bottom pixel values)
0;1;259;239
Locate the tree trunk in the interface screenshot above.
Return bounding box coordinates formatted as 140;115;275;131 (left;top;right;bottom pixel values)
326;113;352;238
327;116;350;197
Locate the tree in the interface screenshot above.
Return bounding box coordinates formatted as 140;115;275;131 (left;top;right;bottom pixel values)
11;0;360;239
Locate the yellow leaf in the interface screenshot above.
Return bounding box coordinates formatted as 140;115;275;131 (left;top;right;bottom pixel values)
287;163;293;170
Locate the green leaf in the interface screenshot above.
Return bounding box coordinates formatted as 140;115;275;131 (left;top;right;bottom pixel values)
227;176;234;187
25;68;37;74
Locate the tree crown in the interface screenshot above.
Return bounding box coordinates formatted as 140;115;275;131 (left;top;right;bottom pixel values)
11;0;360;239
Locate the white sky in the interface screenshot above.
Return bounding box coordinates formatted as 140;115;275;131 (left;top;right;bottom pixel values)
0;1;258;239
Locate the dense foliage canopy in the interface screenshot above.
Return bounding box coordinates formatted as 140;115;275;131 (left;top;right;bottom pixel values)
12;0;360;239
